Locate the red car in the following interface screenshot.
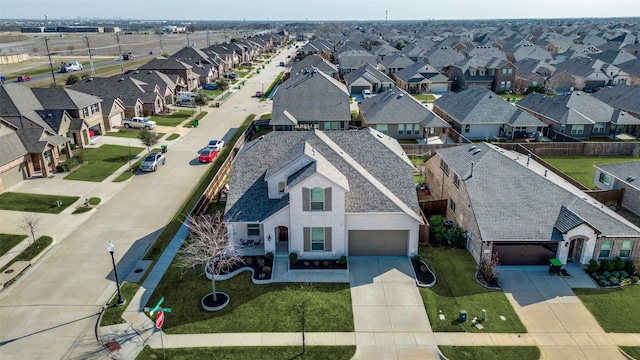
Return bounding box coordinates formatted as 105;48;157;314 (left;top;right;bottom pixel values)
255;91;264;97
18;75;31;82
198;149;218;163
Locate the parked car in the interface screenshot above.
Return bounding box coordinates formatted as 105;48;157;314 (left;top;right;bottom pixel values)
140;152;165;172
122;117;157;129
362;89;372;99
226;73;238;80
62;61;83;72
279;61;285;67
198;149;218;163
18;75;31;82
255;91;264;97
202;83;217;90
123;52;134;60
205;139;225;151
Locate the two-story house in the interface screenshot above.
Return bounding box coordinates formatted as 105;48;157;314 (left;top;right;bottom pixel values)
446;54;517;93
224;129;424;259
393;61;451;93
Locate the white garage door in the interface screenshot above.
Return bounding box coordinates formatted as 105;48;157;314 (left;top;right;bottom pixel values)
430;83;448;93
0;163;26;191
348;230;408;256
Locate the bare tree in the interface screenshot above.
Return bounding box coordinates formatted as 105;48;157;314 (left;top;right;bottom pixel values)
289;283;315;354
19;213;40;248
178;213;244;304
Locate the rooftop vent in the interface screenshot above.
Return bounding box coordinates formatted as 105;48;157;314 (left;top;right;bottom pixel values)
472;149;482;155
468;146;477;151
118;78;124;82
147;71;153;74
397;94;404;99
627;176;635;182
133;71;139;74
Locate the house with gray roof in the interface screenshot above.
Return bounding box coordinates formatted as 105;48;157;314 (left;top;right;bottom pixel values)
359;86;450;140
336;50;377;76
616;58;640;85
433;87;546;141
424;142;640;265
593;85;640;136
516;91;640;140
343;64;394;96
446;54;517;93
270;69;351;131
290;54;339;80
548;57;609;92
224;128;424;258
379;53;415;76
594;161;640;217
139;58;199;91
393;61;451;94
513;58;555;93
418;47;465;72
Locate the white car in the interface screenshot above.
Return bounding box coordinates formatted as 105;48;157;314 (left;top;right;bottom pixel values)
362;89;372;99
140;152;165;172
205;139;225;151
64;61;83;72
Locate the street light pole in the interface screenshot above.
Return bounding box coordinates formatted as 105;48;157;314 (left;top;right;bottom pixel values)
107;241;125;306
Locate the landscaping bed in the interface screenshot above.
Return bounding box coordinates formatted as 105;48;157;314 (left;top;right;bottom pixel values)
290;258;348;270
411;257;436;287
214;255;274;281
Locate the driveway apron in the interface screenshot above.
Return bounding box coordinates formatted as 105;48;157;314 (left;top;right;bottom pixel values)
499;265;626;360
349;257;439;360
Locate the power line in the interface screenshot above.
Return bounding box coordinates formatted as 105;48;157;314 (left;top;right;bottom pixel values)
43;37;57;87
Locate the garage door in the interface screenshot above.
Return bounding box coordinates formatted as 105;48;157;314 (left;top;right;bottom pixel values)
351;86;370;95
0;163;26;191
430;83;448;93
348;230;408;256
493;242;558;265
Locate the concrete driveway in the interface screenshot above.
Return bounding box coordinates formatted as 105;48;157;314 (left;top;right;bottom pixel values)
498;265;627;360
349;257;439;360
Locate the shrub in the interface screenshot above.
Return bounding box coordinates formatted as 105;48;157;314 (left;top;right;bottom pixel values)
599;259;614;273
587;259;599;274
420;264;427;272
65;74;80;85
445;226;466;248
303;261;309;266
259;272;266;279
599;275;606;282
313;260;320;266
602;271;611;279
245;257;254;265
612;271;620;278
411;254;422;262
623;259;636;275
265;251;274;260
613;257;625;271
257;257;265;267
322;261;329;267
262;266;271;273
598;279;610;287
429;215;444;228
620;270;628;278
610;277;620;285
338;255;347;264
289;252;298;264
591;272;599;280
478;253;500;285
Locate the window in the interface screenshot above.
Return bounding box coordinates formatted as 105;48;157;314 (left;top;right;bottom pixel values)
599;173;611;186
310;187;324;210
91;104;99;114
500;81;506;90
470;69;476;76
430;127;435;134
398;124;404;135
247;224;260;236
464;124;470;133
593;122;606;133
506;81;511;89
278;182;285;193
449;198;456;212
479;69;485;76
599;240;612;258
620;240;632;258
532;80;538;86
559;125;566;134
507;68;513;75
376;124;388;134
440;159;449;175
82;107;89;117
490;69;495;76
570;125;584;135
453;173;460;188
311;227;325;251
324;122;331;131
502;69;507;75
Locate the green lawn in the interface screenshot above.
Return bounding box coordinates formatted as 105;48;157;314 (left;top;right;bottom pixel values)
439;346;540;360
398;139;418;144
71;196;101;214
411;94;436;102
419;247;527;333
0;236;53;273
410;155;425;166
0;234;27;256
574;286;640;333
147;270;353;334
136;346;356;360
499;94;525;102
621;347;640;359
64;145;144;182
0;192;79;213
259;113;272;120
542;156;636;189
166;133;180;141
150;110;193;127
100;282;141;326
104;130;165;139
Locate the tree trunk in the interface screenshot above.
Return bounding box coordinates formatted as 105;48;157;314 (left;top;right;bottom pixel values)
211;264;217;302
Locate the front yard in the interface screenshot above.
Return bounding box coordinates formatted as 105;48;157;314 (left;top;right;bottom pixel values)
0;192;79;213
418;247;527;333
64;144;144;182
147;269;354;334
574;285;640;333
150;110;194;127
542;156;636;189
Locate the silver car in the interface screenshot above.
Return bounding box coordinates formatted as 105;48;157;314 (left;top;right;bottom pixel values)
140;152;165;172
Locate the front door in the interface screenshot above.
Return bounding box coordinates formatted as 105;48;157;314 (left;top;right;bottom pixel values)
569;238;584;263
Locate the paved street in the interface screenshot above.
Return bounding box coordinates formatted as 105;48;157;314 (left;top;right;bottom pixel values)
0;47;287;359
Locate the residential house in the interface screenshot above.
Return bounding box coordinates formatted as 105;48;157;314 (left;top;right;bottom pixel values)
418;47;465;72
590;49;637;66
593;86;640;137
548;57;609;92
446;54;517;93
433;87;546;140
513;58;555;93
516;91;640;140
296;40;333;61
594;161;640;217
359;86;450;140
424;142;640;265
336;50;377;76
290;54;339;80
394;61;451;94
224;129;424;258
343;64;395;96
139;58;198;91
168;46;224;83
371;42;401;61
616;58;640;85
270;68;351;131
379;53;415;76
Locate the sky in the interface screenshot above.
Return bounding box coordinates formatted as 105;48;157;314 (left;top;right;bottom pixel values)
1;0;639;21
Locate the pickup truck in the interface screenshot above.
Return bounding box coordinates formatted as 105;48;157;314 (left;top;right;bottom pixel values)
122;117;157;129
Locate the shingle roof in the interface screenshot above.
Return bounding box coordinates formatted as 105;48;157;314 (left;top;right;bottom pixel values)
337;50;377;70
592;85;640;115
290;55;338;77
394;61;449;84
31;87;102;110
436;143;640;241
434;87;546;127
379;53;416;70
595;161;640;189
360;86;450;127
343;64;394;86
0;130;28;166
225;129;421;223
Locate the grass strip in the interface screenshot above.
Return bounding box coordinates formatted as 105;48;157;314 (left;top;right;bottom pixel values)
0;236;53;273
0;192;79;213
100;282;141;326
136;346;356;360
0;234;28;256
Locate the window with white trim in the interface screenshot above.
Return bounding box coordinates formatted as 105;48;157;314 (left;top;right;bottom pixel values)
311;227;325;251
247;224;260;236
599;173;611;186
310;187;324;211
464;124;470;133
398;124;404;135
453;173;460;188
376;124;388;134
593;122;606;133
599;240;612;258
570;125;584;135
449;198;456;212
620;240;632;258
278;182;285;193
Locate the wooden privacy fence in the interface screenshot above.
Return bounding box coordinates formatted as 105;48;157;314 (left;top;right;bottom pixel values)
419;199;447;219
584;189;625;207
0;54;29;65
497;141;640;156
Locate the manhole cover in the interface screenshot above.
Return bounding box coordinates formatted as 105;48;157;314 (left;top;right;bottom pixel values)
105;339;121;353
134;268;143;273
4;269;14;274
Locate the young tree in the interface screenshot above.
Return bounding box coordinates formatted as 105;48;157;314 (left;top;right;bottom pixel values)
214;78;229;93
138;129;158;153
288;283;315;354
193;91;208;113
19;213;40;248
178;213;244;306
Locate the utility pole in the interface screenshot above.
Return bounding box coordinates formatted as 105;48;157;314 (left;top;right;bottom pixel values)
206;29;210;47
158;33;164;55
43;37;57;87
115;33;124;75
187;32;190;47
83;36;96;77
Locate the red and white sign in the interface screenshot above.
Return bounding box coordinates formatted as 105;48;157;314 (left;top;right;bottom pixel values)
155;311;164;329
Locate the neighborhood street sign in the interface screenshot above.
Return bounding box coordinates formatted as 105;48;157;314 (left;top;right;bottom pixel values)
149;296;164;315
155;311;165;329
